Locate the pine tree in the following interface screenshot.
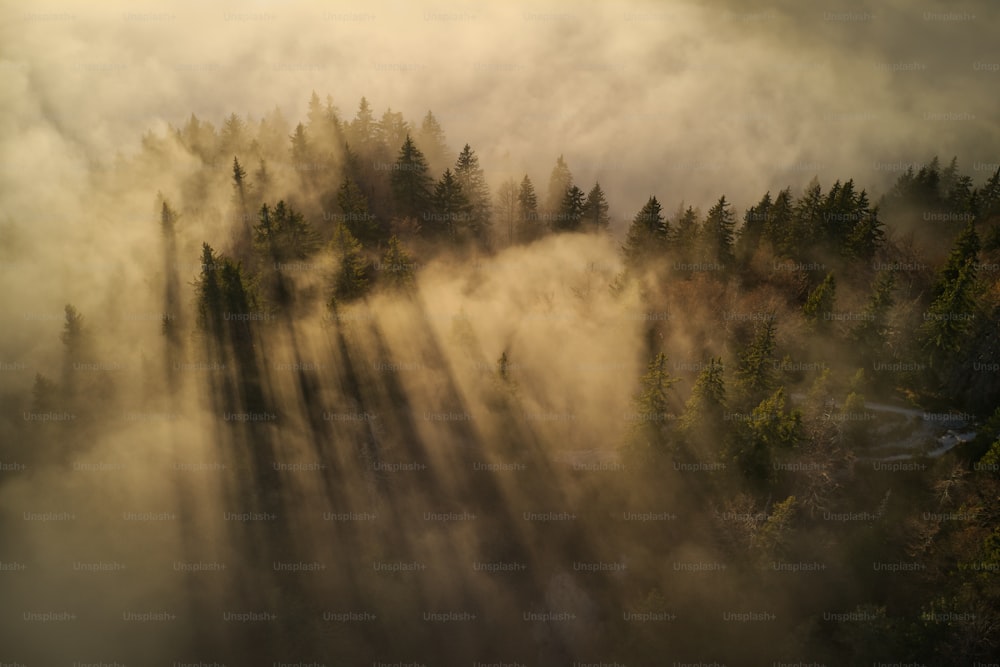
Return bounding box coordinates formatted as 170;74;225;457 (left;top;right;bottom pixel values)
847;202;885;260
251;159;270;211
219;259;258;352
231;156;248;210
349;97;376;149
254;201;319;262
379;235;416;291
160;200;182;345
195;244;224;336
702;195;736;266
727;388;801;485
495;178;518;246
390;134;433;221
229;157;251;251
31;373;58;412
377;108;409;155
977;167;1000;221
792;179;824;252
219;112;246;158
933;222;979;299
635;352;680;424
306;91;341;149
583;182;611;232
454;144;492;245
921;261;978;360
429;168;471;242
416;110;451;175
330;223;370;304
762;188;794;254
673;204;700;259
680;358;727;456
307;91;324;131
553;185;586;232
803;273;836;327
851;271;895;352
625;352;681;463
257;106;290;157
336;175;378;246
545;155;573;215
61;304;86;357
290;123;310;167
59;303;89;401
737;191;771;262
623;196;667;266
517;175;540;242
735;318;777;404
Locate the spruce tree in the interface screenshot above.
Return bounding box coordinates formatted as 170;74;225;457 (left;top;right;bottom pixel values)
380;235;416;291
680;358;727;457
545;155;573;215
330;223;370;304
803;273;836;327
454;144;492;245
517;175;540;242
391;135;433;221
737;191;771;262
735;318;777;405
625;352;681;464
553;185;586;232
583;182;611;232
430;168;471;242
336;175;378;246
416;110;451;175
702;195;736;266
623;196;667;267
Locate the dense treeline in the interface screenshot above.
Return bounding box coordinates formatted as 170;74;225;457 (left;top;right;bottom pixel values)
6;93;1000;664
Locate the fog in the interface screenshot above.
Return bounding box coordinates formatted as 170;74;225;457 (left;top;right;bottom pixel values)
1;0;998;663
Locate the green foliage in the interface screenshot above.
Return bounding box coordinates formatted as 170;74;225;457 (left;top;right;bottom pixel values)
231;156;248;209
921;261;977;360
377;108;409;155
219;112;247;157
624;352;681;465
803;273;836;326
583;182;610;231
545;154;573;214
851;271;895;352
430;168;471;242
336;175;379;246
672;204;700;258
933;222;979;299
762;188;794;255
756;495;797;557
702;195;736;266
728;388;802;484
622;196;668;267
391;134;433;221
454;144;491;245
416;110;451;174
553;184;586;232
977;440;1000;478
516;175;541;242
329;223;370;304
349;96;376;148
735;318;777;404
253;201;319;262
737;191;771;262
379;235;416;291
60;304;86;355
680;357;727;457
31;373;58;412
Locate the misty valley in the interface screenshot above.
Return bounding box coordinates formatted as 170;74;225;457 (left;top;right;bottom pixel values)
2;92;1000;666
